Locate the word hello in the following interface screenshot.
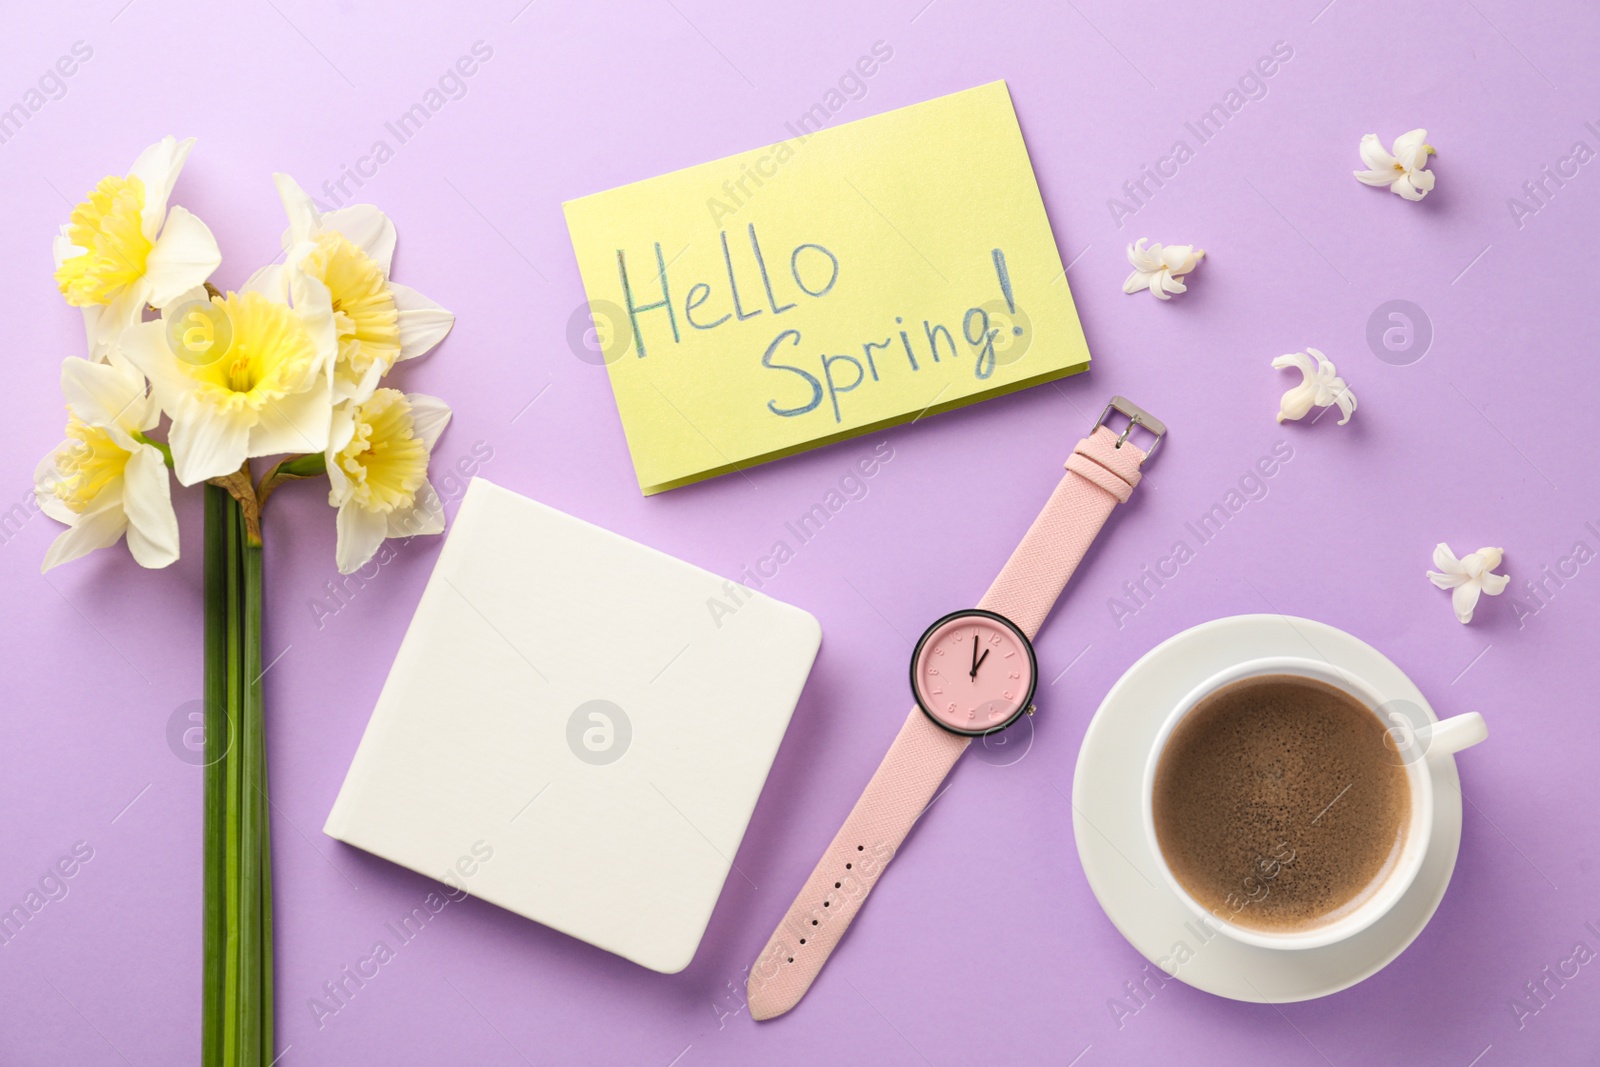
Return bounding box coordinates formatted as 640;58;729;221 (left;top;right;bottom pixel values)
313;41;495;210
308;840;492;1029
707;440;895;626
1506;523;1600;627
1507;921;1600;1030
0;840;94;947
1505;121;1600;230
709;40;895;226
618;225;1024;423
0;40;93;147
1107;41;1294;228
1107;441;1295;628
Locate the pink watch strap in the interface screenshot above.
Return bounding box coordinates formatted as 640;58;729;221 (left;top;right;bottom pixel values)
746;426;1148;1020
977;425;1145;638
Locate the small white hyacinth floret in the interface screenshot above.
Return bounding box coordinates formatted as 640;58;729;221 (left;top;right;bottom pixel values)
1354;129;1436;201
1427;544;1509;624
1122;239;1204;300
1273;348;1356;425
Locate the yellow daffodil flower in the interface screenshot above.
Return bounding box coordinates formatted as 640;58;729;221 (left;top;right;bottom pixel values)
121;277;337;486
326;388;451;573
247;174;454;406
35;354;179;571
53;136;222;358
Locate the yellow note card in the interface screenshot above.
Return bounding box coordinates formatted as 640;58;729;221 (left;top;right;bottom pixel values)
562;80;1089;495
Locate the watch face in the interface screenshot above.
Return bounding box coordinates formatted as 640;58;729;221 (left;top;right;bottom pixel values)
911;610;1037;736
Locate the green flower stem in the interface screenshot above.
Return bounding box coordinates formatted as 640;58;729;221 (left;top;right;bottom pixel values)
204;483;273;1067
241;503;269;1067
224;489;244;1064
202;485;228;1066
256;452;326;512
132;431;174;468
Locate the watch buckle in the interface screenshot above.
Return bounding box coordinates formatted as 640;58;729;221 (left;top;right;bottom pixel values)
1094;396;1165;462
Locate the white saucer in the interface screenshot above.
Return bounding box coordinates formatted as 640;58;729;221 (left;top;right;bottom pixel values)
1072;614;1464;1003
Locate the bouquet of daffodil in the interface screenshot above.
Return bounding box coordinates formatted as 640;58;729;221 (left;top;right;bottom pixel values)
39;136;455;1065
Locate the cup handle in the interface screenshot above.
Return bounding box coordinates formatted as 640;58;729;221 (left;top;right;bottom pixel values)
1418;712;1488;759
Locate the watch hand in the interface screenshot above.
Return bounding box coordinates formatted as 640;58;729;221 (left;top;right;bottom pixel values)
974;648;991;674
970;632;980;679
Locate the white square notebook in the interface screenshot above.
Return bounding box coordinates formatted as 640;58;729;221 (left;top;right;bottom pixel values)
324;478;821;972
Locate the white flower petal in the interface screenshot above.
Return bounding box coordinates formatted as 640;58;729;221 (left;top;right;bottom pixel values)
1392;128;1429;159
118;320;193;417
1271;352;1313;374
285;266;339;377
387;480;445;539
1334;387;1357;425
1427;570;1463;590
1357;133;1396;172
41;502;128;573
273;173;322;249
168;401;251;486
127;135;196;237
1158;244;1194;272
121;446;179;568
247;375;332;457
1391;175;1425;201
320;204;397;276
53;227;81;269
335;502;388;574
76;306;113;363
93;278;151;346
1451;581;1482;624
327;400;359;460
335;356;388;407
144;206;222;307
1354;168;1398;187
1277;384;1314;422
405;393;452;451
34;449;79;524
1125;239;1163;273
1122;269;1152;295
61;354;152;437
389;283;455;362
242;263;288;302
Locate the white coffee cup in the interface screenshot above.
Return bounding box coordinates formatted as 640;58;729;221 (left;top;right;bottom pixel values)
1140;656;1487;951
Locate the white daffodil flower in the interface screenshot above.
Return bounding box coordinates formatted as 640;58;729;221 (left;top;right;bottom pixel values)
1427;544;1508;624
53;136;222;358
326;389;451;574
121;276;337;486
246;174;454;410
1354;129;1436;201
35;354;179;572
1273;348;1356;425
1123;239;1204;300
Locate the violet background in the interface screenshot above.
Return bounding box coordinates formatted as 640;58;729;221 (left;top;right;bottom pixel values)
2;0;1597;1064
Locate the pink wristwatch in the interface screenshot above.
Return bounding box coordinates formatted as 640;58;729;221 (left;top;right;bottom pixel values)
746;397;1164;1020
